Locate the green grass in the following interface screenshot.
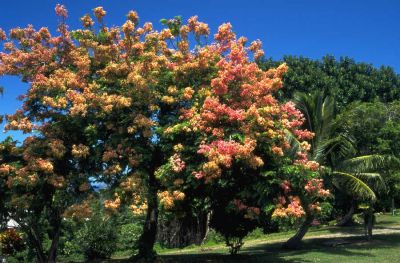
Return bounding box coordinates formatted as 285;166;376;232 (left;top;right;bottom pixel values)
63;214;400;262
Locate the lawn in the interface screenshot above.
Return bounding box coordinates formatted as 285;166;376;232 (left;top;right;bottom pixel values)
65;214;400;262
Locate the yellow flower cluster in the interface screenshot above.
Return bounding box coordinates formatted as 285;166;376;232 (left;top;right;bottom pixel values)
63;201;92;218
71;144;90;159
104;194;121;211
158;190;185;210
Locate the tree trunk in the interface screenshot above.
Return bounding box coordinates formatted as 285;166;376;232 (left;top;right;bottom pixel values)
282;195;313;250
392;197;396;216
282;214;314;249
157;212;209;248
364;208;374;240
27;227;46;263
201;212;211;245
336;201;355;226
47;222;61;263
136;172;159;260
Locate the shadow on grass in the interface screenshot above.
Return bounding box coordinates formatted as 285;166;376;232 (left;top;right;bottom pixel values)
82;233;400;263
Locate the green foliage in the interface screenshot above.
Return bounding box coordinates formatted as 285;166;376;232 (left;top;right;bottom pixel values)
75;216;117;260
202;229;225;245
258;55;400;108
315;202;333;223
117;223;143;253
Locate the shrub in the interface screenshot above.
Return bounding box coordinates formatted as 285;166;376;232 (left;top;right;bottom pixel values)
0;229;25;256
210;208;257;255
117;223;143;253
76;216;117;260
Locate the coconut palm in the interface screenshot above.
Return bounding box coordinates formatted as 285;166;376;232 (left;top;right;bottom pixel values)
283;91;396;248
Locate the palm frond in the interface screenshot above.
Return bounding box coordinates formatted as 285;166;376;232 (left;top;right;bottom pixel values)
284;129;302;158
338;155;400;173
353;172;387;193
332;171;377;202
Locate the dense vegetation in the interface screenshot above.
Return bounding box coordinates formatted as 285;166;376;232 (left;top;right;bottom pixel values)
0;4;400;263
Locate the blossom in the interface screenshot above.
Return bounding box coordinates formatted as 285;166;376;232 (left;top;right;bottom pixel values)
248;39;262;52
170;154;186;173
158;191;184;210
64;201;92;218
127;10;139;24
122;20;135;34
93;6;106;21
80;14;94;28
272;146;284;156
192;171;205;180
0;28;6;40
214;23;235;45
272;196;305;219
36;159;54;173
48;139;66;159
172;190;185;201
0;164;13;176
55;4;68;18
104;195;121;211
48;175;65;188
71;144;90;159
183;87;195;100
280;180;291;194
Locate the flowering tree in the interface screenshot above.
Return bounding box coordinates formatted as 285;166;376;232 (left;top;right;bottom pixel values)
0;4;329;260
0;6;108;263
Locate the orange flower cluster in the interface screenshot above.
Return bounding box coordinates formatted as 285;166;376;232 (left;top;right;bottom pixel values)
104;194;121;211
129;193;148;215
63;201;92;218
158;190;185;210
272;196;305;218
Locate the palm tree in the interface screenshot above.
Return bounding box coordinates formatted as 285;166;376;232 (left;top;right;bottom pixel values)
283;91;396;248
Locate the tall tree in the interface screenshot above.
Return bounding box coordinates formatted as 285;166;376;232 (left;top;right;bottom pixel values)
258;56;400;108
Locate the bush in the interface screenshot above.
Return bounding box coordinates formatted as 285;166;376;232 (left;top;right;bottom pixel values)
117;223;143;253
203;229;225;245
0;229;25;256
76;216;117;260
210;208;257;255
315;202;334;224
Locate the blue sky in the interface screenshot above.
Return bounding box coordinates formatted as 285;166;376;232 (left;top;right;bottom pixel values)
0;0;399;142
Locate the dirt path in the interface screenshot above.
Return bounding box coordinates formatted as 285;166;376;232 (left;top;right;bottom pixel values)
302;227;400;240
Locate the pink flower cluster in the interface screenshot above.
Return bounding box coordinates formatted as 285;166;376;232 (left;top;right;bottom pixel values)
280;180;291;194
281;101;305;129
198;139;255;168
55;4;68;18
305;179;330;197
170;154;186;173
201;97;245;124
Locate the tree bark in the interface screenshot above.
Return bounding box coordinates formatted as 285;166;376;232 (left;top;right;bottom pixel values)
136;171;159;260
27;227;46;263
392;197;396;216
47;221;61;263
364;208;374;240
282;213;314;249
282;195;314;250
336;201;355;226
201;212;211;245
